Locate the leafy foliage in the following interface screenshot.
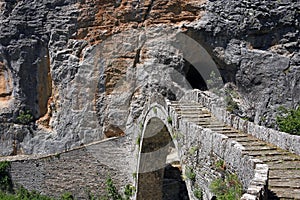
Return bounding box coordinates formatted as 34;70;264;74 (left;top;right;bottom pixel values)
15;186;54;200
189;146;198;155
105;177;123;200
276;106;300;135
124;184;135;200
60;192;73;200
167;116;172;124
185;166;196;181
215;159;225;171
225;95;239;113
16;110;33;125
0;186;54;200
0;161;13;193
136;134;141;146
224;86;239;113
210;173;243;200
193;188;203;200
103;177;135;200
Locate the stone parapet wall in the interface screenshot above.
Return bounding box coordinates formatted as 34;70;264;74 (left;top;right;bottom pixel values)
184;90;300;156
1;137;134;199
177;91;270;199
168;105;268;200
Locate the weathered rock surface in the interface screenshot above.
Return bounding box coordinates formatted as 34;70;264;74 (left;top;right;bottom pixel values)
187;0;300;126
0;0;299;158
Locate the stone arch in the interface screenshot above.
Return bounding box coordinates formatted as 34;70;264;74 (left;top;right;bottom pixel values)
136;103;189;200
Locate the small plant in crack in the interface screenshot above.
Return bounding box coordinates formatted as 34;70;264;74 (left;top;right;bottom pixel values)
139;122;143;131
167;116;172;124
153;107;157;114
16;110;33;125
136;134;141;146
189;146;198;155
185;166;196;181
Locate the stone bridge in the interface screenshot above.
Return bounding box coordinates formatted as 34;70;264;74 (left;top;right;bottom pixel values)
1;90;300;200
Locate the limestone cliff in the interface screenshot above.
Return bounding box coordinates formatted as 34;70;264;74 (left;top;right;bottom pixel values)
0;0;299;156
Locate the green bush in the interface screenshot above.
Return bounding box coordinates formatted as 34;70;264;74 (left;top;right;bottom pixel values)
60;192;73;200
215;159;225;171
0;161;13;193
210;173;242;200
276;106;300;135
193;188;203;200
124;184;135;200
16;110;33;125
225;96;238;113
15;186;53;200
0;186;53;200
0;191;17;200
185;166;196;181
105;177;123;200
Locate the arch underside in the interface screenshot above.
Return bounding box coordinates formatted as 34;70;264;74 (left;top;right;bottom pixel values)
137;117;189;200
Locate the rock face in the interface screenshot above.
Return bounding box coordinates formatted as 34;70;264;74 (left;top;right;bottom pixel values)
0;0;299;156
187;0;300;126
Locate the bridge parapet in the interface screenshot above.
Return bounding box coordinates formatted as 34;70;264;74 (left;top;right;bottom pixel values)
184;89;300;156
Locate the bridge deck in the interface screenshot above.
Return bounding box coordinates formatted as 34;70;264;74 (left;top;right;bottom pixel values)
170;101;300;200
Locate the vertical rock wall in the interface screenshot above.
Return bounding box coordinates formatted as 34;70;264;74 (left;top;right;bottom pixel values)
0;0;299;160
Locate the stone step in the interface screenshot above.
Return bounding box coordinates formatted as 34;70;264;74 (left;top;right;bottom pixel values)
171;105;204;109
233;137;260;143
196;118;218;122
246;150;289;157
174;109;206;113
213;130;239;134
270;170;300;180
170;101;199;105
179;114;212;119
243;146;278;151
267;161;300;170
259;155;300;163
201;124;227;129
172;101;300;199
216;130;242;134
174;106;205;110
177;111;211;116
268;187;300;199
269;179;300;189
179;114;212;118
197;121;224;125
237;141;267;147
176;109;208;113
209;127;233;131
225;134;249;139
178;115;211;120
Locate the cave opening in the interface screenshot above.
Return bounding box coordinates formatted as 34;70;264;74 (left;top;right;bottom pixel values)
183;59;208;91
19;46;52;119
